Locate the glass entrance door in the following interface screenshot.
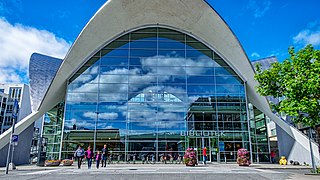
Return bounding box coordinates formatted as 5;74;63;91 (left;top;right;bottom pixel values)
189;137;218;162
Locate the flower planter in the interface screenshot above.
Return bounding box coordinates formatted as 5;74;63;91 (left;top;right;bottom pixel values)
183;148;198;166
62;159;74;166
236;148;251;166
45;160;61;166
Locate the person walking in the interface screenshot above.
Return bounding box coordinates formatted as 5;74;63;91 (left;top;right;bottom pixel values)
85;146;94;169
270;150;276;164
101;144;108;167
95;150;102;169
203;147;207;165
74;145;85;169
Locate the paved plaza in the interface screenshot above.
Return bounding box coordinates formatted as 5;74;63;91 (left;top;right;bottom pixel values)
0;163;318;180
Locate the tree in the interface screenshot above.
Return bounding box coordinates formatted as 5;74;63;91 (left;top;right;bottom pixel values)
254;44;320;127
254;44;320;172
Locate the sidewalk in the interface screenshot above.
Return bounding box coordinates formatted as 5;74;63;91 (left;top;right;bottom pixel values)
0;162;312;172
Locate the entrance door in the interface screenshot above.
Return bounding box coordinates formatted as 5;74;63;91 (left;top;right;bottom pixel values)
189;137;216;162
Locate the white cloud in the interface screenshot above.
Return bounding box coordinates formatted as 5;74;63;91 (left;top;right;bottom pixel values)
0;67;26;83
251;52;260;58
293;29;320;47
0;18;71;84
247;0;271;18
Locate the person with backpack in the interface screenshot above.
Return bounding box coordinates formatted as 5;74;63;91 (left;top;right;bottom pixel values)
85;146;94;169
74;145;85;169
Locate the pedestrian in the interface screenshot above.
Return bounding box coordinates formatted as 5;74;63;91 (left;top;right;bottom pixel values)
203;147;207;165
74;145;85;169
101;144;108;167
270;150;276;164
85;146;93;169
96;150;102;169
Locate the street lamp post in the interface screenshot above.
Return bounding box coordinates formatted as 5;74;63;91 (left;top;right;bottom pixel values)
308;127;317;173
299;112;316;173
5;99;19;174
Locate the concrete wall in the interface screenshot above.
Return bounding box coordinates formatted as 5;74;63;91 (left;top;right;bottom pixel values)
18;84;32;121
0;122;34;167
276;124;319;165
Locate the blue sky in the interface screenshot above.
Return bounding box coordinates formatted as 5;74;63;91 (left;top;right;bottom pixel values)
0;0;319;84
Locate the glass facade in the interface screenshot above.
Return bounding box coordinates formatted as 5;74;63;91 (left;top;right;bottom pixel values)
42;103;64;159
60;27;267;162
249;104;270;163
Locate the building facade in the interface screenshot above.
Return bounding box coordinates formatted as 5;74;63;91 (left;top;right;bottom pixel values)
28;53;63;161
1;0;319;166
0;84;32;166
48;27;268;162
0;84;31;134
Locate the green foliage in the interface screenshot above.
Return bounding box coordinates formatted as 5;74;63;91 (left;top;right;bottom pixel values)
254;45;320;127
310;166;320;174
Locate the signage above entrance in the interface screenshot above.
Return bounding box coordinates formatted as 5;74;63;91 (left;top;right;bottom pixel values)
180;131;225;137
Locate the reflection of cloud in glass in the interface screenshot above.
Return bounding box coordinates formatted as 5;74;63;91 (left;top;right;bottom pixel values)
71;54;220;96
134;120;183;130
128;111;184;122
83;111;118;120
65;118;115;130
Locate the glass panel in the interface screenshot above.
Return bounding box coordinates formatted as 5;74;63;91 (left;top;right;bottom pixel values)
130;49;157;57
72;74;99;84
157;66;185;75
186;67;214;75
67;92;97;102
100;58;128;66
101;49;129;57
100;66;128;74
158;50;184;57
64;27;251;163
187;76;215;84
158;41;185;50
158;33;184;42
158;75;186;84
129;75;157;84
100;75;128;83
68;83;98;93
187;85;215;94
131;33;157;41
216;75;242;85
99;83;128;94
158;56;186;66
186;50;213;58
130;41;157;49
99;93;128;102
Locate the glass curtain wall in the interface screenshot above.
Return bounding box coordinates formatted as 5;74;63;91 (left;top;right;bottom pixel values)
249;103;270;163
42;102;64;159
62;27;249;162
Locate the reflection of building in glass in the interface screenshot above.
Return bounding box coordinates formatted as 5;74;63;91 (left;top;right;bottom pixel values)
186;95;250;162
35;27;269;163
2;0;318;166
